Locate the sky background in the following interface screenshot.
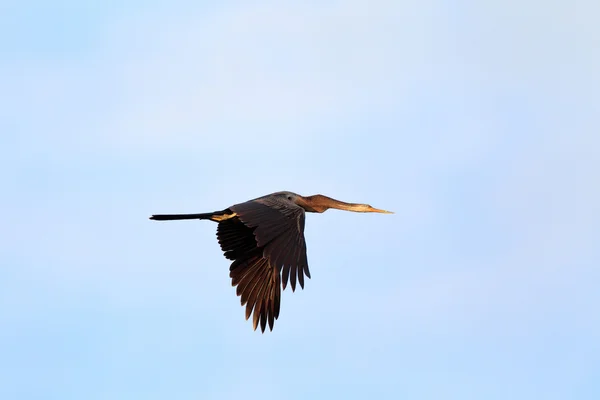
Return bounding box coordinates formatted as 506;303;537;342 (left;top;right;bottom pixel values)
1;1;599;399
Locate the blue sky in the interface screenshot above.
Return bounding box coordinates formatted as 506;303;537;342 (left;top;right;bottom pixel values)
1;1;599;399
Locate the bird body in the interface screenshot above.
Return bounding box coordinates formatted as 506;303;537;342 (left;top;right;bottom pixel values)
150;191;392;332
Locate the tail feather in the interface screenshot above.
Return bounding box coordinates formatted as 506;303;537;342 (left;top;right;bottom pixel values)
150;212;219;221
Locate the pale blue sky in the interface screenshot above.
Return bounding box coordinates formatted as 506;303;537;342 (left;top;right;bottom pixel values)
1;1;599;399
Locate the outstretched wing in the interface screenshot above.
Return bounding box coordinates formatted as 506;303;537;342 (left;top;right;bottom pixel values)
231;198;310;291
216;198;310;332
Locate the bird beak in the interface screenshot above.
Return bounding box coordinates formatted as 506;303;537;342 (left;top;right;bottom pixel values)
368;206;394;214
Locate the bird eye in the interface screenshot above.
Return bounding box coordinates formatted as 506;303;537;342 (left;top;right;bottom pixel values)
287;196;292;200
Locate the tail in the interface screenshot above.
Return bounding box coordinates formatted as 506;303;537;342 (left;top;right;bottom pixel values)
150;210;229;221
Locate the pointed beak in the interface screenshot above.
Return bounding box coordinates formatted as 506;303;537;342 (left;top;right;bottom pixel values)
368;206;394;214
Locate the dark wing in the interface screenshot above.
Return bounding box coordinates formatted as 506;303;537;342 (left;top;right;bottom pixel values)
231;198;310;291
216;198;310;332
217;218;281;332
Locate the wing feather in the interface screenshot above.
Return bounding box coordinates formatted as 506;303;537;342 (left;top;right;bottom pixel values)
216;197;310;332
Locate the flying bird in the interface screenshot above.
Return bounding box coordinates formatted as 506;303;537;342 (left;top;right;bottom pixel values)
150;191;392;332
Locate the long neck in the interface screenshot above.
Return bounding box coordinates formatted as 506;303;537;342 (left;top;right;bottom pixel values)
301;195;373;213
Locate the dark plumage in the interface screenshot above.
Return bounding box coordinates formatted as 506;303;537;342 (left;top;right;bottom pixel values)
150;191;392;332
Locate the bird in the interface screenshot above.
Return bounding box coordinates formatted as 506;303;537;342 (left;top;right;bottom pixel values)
150;191;392;332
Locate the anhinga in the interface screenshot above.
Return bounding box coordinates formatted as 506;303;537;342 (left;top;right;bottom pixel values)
150;191;392;332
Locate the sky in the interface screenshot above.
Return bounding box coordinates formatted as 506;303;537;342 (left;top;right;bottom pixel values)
1;1;599;399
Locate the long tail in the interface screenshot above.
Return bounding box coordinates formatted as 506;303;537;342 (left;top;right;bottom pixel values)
150;210;229;221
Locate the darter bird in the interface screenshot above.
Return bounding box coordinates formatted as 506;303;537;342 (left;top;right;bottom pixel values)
150;191;392;332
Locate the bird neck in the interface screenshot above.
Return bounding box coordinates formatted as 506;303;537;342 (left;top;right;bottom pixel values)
300;195;371;213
